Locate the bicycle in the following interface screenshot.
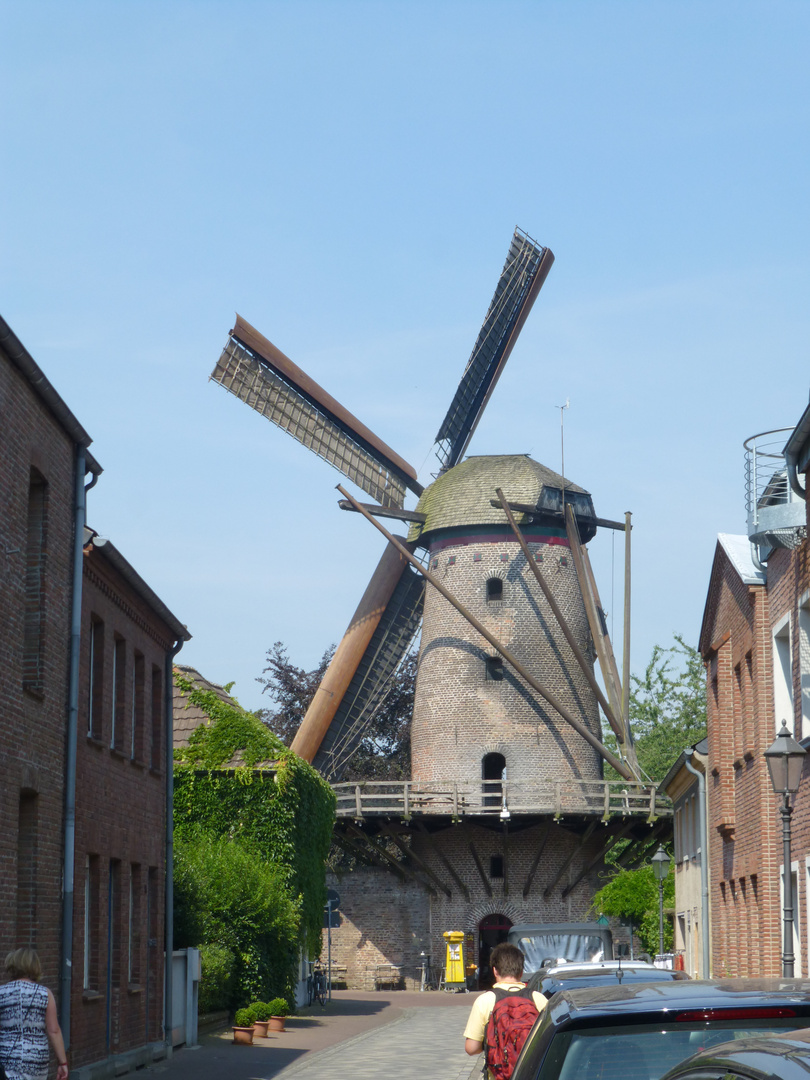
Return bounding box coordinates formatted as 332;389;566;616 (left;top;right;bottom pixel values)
307;964;327;1006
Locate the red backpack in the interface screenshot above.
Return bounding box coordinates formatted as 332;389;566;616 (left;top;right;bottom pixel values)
484;985;540;1080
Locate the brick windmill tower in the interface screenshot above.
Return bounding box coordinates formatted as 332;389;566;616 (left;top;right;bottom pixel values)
210;230;670;987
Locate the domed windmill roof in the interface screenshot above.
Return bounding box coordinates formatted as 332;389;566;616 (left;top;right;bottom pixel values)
407;454;596;546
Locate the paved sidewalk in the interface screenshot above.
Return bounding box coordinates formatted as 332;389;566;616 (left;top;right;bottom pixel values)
145;990;484;1080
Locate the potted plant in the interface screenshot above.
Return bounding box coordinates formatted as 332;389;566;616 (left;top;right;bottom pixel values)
249;1001;272;1037
267;997;290;1032
232;1008;254;1045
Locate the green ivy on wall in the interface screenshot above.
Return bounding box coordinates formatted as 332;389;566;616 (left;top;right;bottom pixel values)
173;672;335;1005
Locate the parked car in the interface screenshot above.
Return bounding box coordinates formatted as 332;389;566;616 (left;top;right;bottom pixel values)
659;1028;810;1080
510;980;810;1080
508;922;613;975
525;960;690;999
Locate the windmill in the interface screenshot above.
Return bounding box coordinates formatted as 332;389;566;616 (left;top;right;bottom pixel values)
209;228;640;791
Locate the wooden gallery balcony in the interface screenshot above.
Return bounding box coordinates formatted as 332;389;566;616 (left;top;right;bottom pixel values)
332;778;671;824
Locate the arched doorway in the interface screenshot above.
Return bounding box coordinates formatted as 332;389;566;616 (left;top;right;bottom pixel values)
477;913;513;988
482;753;506;807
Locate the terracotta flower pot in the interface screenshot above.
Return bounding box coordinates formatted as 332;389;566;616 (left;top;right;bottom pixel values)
232;1026;254;1045
253;1020;269;1037
268;1016;286;1032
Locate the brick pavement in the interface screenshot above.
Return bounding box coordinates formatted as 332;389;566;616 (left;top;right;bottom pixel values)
145;990;484;1080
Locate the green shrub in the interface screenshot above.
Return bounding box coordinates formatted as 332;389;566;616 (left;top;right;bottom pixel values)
197;942;236;1013
234;1008;253;1028
174;835;301;1008
249;1001;271;1022
268;997;289;1017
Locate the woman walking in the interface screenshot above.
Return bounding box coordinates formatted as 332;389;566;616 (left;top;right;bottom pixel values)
0;949;68;1080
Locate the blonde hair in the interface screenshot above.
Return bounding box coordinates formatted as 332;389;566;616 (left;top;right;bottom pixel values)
5;948;42;982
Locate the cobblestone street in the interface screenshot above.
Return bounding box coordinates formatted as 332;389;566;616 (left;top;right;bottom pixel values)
145;990;482;1080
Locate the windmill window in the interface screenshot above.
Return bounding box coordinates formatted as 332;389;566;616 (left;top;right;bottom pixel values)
534;552;543;563
473;553;482;563
499;553;508;563
489;856;504;879
486;578;503;602
559;555;568;568
447;555;456;566
432;558;439;570
482;752;505;806
485;656;504;681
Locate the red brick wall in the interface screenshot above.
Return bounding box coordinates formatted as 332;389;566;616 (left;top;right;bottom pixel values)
0;351;75;1000
68;546;175;1068
703;518;810;977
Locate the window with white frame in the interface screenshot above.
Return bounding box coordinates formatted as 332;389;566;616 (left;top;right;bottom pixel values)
799;595;810;741
781;861;801;976
773;615;793;735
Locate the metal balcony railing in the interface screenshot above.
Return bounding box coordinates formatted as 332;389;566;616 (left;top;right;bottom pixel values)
744;429;806;551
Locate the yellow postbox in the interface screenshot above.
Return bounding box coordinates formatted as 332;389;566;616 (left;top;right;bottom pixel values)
443;930;466;989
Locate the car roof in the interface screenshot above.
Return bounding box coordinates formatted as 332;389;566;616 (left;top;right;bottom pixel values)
661;1028;810;1080
543;961;657;976
547;978;810;1028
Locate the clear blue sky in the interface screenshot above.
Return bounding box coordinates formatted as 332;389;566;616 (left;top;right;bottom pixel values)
2;1;808;712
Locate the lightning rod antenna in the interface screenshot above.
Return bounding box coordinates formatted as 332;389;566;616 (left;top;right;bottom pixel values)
557;398;570;517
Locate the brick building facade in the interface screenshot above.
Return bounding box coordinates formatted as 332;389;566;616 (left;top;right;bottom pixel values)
1;315;190;1078
69;531;189;1072
698;410;810;978
1;314;100;1011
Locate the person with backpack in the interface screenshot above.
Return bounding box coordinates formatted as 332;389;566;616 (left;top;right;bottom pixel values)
463;943;546;1080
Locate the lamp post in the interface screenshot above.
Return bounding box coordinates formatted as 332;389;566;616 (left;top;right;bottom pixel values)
765;722;806;977
651;845;671;958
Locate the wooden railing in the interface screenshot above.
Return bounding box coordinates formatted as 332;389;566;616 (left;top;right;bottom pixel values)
331;778;671;822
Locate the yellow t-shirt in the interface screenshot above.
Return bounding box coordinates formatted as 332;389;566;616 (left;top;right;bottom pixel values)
463;980;547;1044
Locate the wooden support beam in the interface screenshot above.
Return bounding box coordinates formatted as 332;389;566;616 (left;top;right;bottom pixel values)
523;819;553;898
415;823;470;900
490;499;629;533
337;483;634;781
616;821;669;869
338;499;427;523
469;842;493;898
543;820;598;899
333;828;406;878
625;827;671;871
564;504;624;729
344;822;437;895
561;820;638;898
380;824;452;898
495;487;624;743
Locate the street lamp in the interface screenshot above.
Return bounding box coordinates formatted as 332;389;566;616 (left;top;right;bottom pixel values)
651;845;671;958
765;722;807;977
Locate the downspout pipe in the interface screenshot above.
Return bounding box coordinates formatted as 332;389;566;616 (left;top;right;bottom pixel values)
164;638;186;1054
60;449;100;1044
684;748;710;978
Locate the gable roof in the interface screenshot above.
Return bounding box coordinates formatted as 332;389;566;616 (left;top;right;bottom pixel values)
698;534;764;657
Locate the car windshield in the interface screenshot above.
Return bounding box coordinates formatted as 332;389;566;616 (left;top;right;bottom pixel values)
533;1019;807;1080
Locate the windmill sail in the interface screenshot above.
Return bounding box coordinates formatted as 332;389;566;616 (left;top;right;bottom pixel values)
312;564;425;782
211;315;422;508
434;228;554;471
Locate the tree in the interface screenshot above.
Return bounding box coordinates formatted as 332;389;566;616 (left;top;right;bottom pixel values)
257;641;335;746
605;634;707;784
591;863;675;955
257;641;417;781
